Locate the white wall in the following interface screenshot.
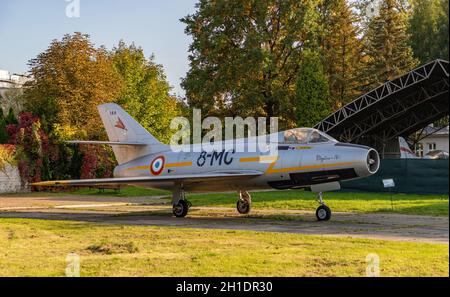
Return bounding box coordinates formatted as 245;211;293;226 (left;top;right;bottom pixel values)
417;135;449;156
0;69;9;80
0;165;25;193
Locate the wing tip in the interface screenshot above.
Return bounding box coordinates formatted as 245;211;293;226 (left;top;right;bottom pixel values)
31;181;68;187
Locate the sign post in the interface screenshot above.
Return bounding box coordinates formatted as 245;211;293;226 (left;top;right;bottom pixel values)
382;178;396;210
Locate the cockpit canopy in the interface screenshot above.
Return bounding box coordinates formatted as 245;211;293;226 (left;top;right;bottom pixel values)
281;128;336;144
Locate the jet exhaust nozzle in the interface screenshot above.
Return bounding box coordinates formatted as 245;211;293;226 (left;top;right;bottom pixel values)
366;149;380;174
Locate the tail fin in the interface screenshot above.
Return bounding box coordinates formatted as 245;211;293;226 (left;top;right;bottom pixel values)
98;103;167;164
399;137;419;159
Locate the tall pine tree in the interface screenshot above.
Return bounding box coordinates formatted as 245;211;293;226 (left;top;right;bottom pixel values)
436;0;449;60
295;51;331;127
409;0;442;63
319;0;364;109
363;0;419;90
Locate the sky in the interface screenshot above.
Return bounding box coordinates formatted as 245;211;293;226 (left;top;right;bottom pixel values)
0;0;198;96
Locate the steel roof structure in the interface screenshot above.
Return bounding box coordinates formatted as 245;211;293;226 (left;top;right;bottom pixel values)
314;59;449;154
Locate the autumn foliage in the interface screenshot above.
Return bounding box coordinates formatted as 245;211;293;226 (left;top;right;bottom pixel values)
79;145;115;179
0;144;17;173
3;32;182;189
6;112;115;187
24;33;123;140
6;112;55;184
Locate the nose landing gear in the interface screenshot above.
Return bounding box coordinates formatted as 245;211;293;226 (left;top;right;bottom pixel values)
237;191;252;214
315;192;331;221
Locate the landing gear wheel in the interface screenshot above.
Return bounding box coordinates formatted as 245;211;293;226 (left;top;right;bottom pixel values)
237;200;251;214
173;200;189;218
236;191;252;215
316;204;331;221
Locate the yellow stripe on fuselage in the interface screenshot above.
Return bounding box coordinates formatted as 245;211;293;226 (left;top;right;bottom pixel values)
239;155;355;174
265;161;357;174
126;165;148;171
125;161;193;171
125;155;354;175
239;156;279;163
166;162;193;168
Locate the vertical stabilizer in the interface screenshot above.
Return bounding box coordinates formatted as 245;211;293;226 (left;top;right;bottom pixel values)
399;137;419;159
97;103;168;164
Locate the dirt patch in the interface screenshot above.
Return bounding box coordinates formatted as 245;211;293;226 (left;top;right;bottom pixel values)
86;242;139;255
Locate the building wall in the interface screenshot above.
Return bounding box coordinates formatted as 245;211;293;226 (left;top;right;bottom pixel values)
0;69;30;113
416;135;449;157
0;165;25;193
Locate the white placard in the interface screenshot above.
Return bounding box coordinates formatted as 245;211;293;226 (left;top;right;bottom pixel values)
382;179;395;188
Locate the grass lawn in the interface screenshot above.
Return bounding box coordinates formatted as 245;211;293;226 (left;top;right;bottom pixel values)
0;218;447;277
68;187;449;216
5;186;447;216
186;190;448;216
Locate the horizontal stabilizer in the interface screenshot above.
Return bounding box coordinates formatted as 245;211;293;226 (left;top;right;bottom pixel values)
66;140;147;146
31;171;263;187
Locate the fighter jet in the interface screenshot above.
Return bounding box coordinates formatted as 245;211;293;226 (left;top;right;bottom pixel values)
33;103;380;221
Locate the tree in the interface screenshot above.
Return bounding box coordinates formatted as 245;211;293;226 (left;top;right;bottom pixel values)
436;0;449;60
319;0;364;109
24;32;122;140
181;0;321;128
6;112;57;184
0;109;8;143
5;107;18;126
362;0;419;90
111;41;181;143
295;51;331;127
1;88;25;116
409;0;442;63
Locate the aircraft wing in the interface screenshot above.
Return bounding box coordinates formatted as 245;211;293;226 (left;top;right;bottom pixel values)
31;171;263;187
66;140;147;146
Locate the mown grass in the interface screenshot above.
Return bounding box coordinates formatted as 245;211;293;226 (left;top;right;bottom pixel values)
0;218;447;277
66;186;449;216
3;186;447;216
184;190;448;216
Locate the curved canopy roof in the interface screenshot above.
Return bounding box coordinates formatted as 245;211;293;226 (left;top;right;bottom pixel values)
314;59;449;146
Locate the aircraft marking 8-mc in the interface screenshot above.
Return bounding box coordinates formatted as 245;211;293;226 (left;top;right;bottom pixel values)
33;103;380;221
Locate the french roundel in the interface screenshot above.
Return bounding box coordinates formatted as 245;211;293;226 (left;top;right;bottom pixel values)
150;156;165;175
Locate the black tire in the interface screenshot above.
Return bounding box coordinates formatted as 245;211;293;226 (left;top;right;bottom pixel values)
173;200;189;218
237;200;251;214
316;204;331;221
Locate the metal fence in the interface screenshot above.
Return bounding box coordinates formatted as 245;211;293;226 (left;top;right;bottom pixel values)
341;159;449;195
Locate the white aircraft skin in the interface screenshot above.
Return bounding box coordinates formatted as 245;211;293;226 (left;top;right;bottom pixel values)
33;103;380;221
399;137;420;159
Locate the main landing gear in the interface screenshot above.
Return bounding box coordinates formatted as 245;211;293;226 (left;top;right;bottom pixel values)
172;186;191;218
315;192;331;221
237;191;251;214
